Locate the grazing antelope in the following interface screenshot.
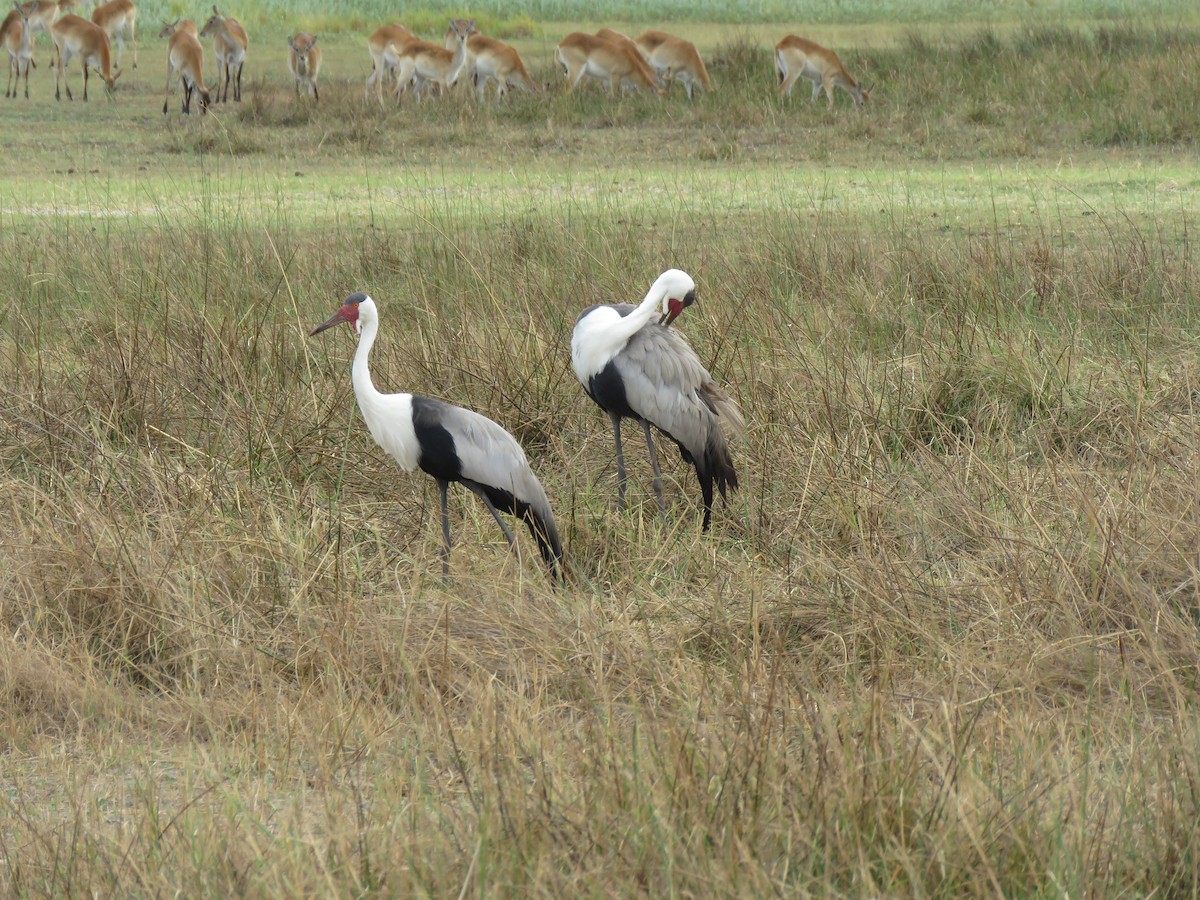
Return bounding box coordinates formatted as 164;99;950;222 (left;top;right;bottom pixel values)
18;0;71;64
595;27;641;56
160;17;209;114
364;22;414;103
392;18;471;102
634;30;712;99
90;0;133;69
199;5;245;102
3;2;34;99
556;31;660;95
444;19;537;99
287;31;319;101
594;26;665;92
51;12;119;100
775;35;870;108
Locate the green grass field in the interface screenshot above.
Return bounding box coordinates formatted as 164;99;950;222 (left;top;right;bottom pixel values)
2;4;1200;895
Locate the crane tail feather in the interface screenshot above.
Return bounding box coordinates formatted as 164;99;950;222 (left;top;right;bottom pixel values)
704;384;745;442
691;385;743;530
468;478;563;581
521;505;564;578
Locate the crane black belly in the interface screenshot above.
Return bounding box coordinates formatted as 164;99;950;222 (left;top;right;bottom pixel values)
587;363;640;421
589;363;696;466
411;397;463;482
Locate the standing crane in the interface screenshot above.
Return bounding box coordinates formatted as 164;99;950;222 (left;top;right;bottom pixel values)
571;269;743;531
311;292;563;581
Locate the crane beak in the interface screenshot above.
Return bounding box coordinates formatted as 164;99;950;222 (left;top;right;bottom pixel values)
311;301;362;335
310;311;345;335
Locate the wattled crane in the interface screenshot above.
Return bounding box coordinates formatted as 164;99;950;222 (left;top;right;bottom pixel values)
571;269;742;531
311;292;563;580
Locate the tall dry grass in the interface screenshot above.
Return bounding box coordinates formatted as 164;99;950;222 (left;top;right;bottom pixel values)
2;184;1199;893
1;22;1199;898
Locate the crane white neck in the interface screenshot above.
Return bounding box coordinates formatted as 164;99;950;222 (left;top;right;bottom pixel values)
571;269;695;378
351;300;381;403
346;296;421;472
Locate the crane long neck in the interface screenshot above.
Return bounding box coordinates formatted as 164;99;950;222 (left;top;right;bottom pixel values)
351;312;380;404
608;283;664;346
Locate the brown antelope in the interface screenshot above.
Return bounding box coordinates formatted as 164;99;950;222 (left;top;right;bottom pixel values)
364;22;414;103
634;30;712;99
3;2;33;99
199;5;245;102
442;17;476;90
287;31;319;101
443;19;537;99
51;12;119;100
775;35;870;108
157;17;194;39
555;32;660;95
159;17;209;114
392;18;471;102
18;0;71;64
468;32;539;98
595;27;640;57
90;0;133;69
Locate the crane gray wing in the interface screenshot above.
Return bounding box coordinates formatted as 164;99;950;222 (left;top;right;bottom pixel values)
421;399;555;513
612;322;743;448
412;396;562;570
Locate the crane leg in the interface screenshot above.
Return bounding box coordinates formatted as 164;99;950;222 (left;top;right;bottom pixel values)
465;483;517;548
438;479;452;579
609;412;627;511
641;420;667;514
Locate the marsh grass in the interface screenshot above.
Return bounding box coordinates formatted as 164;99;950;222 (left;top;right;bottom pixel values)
2;16;1200;899
3;167;1200;893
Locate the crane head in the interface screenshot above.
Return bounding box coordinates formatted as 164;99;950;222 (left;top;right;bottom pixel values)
660;287;697;327
310;292;368;336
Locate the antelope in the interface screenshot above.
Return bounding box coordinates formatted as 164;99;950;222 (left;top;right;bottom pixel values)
160;17;209;114
634;30;712;99
3;2;33;99
18;0;72;64
199;5;245;102
555;32;660;95
287;31;319;101
595;26;662;90
157;17;193;39
590;27;667;92
444;19;537;99
90;0;133;69
364;22;414;103
392;18;471;102
595;27;641;57
442;17;476;90
775;35;870;108
51;12;119;100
